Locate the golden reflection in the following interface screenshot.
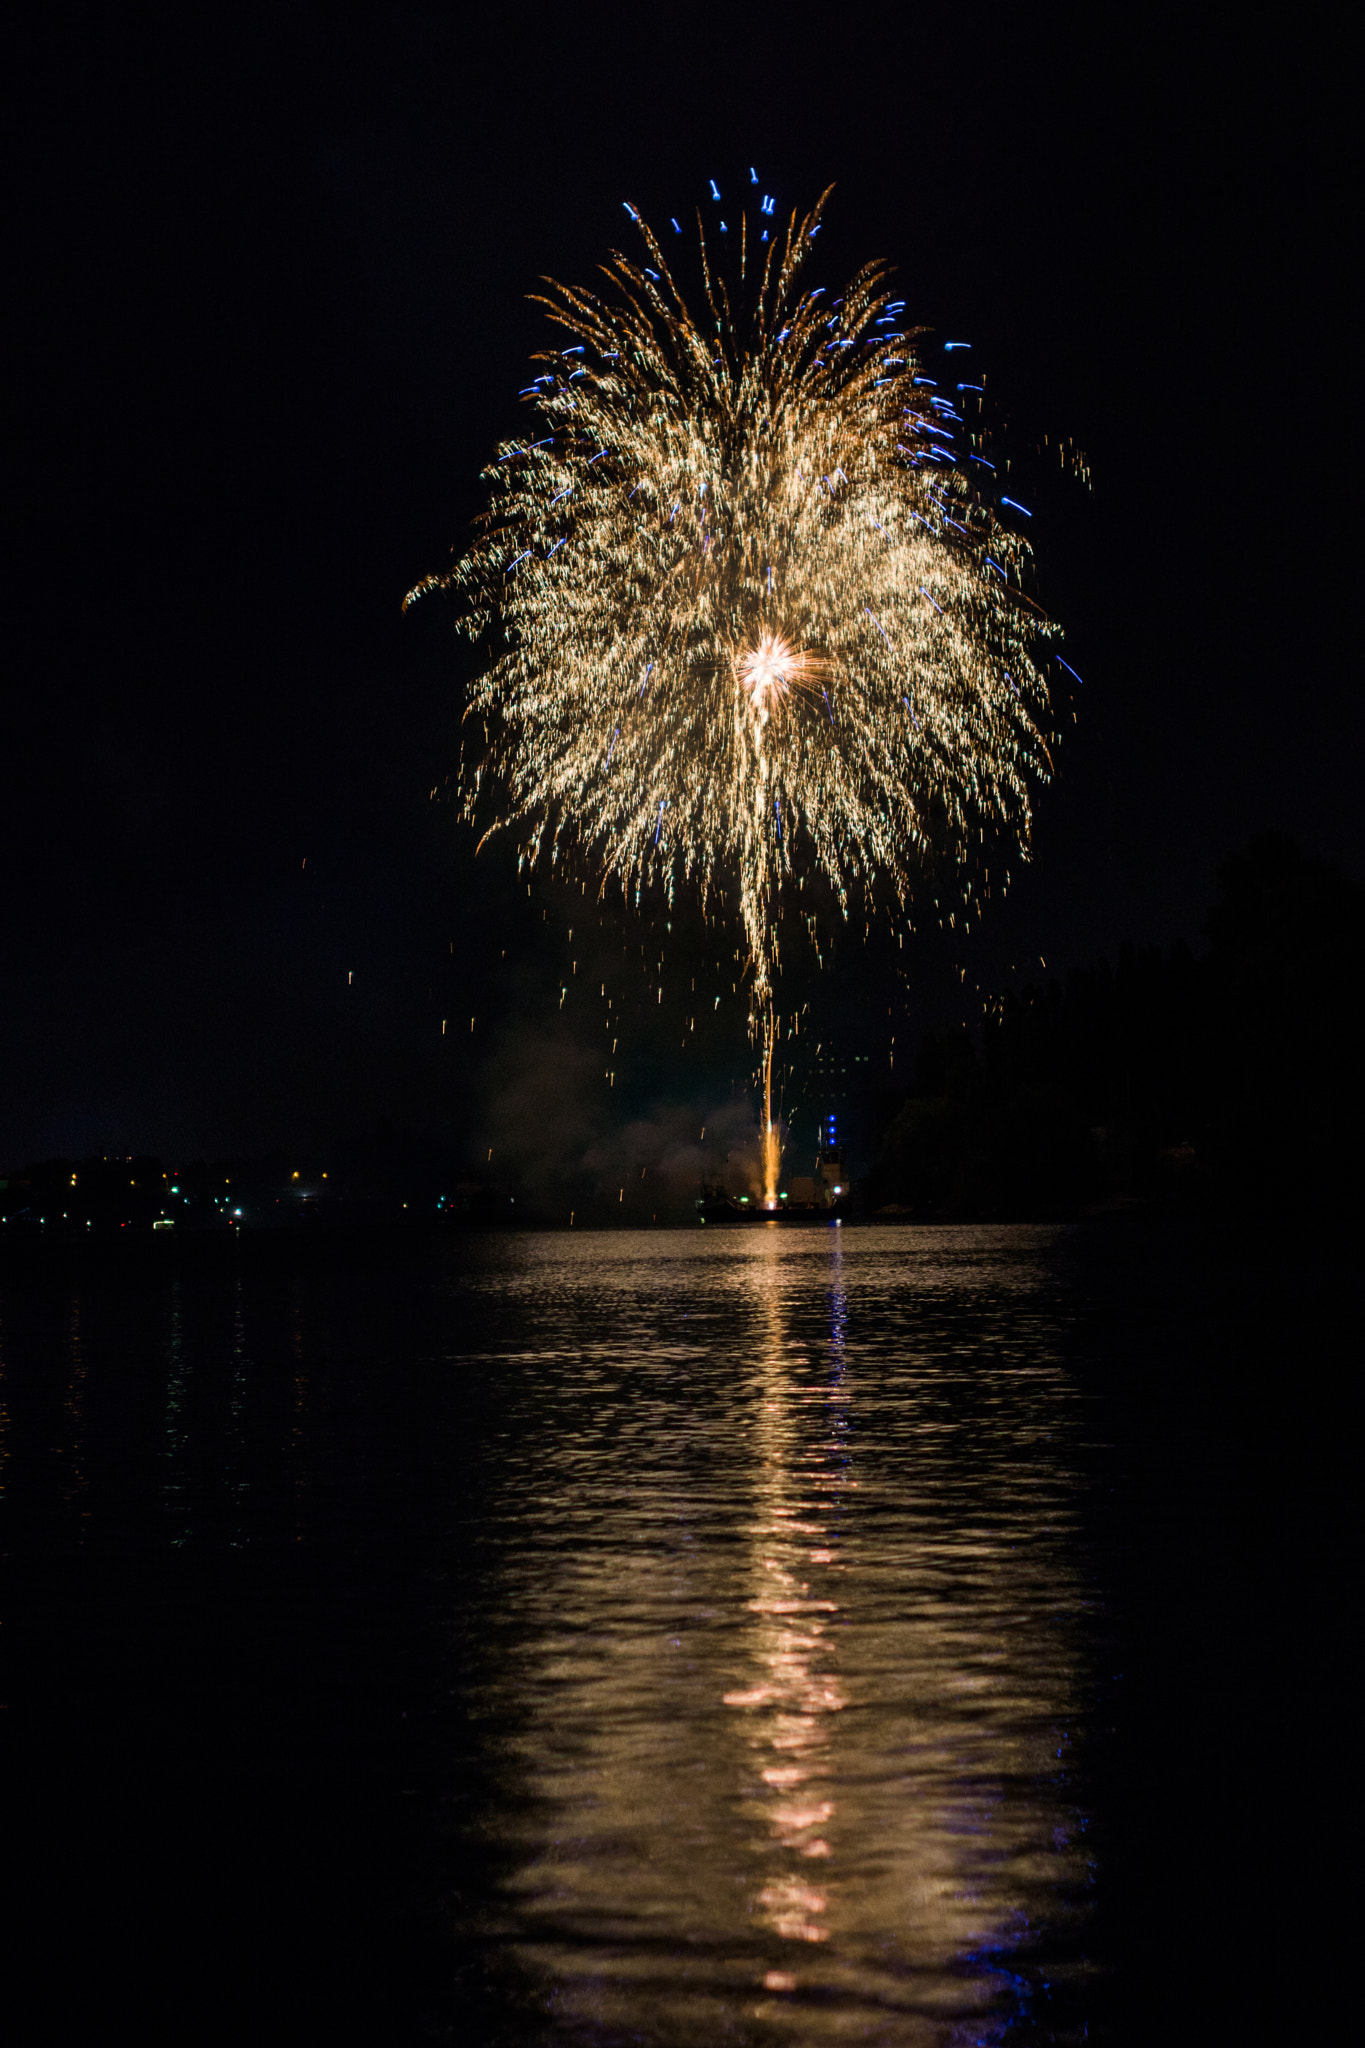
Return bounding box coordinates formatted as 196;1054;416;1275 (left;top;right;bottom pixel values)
488;1231;1091;2042
725;1236;850;1964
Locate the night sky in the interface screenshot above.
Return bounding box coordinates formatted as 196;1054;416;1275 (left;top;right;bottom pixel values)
8;8;1351;1170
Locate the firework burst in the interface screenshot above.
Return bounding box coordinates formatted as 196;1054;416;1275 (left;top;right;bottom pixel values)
409;186;1059;1199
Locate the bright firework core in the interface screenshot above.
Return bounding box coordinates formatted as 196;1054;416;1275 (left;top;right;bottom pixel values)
738;633;803;713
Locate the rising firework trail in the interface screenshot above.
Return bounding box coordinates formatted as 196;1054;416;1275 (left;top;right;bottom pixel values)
408;183;1060;1206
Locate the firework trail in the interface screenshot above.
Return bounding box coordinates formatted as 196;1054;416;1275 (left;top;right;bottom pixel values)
408;185;1058;1204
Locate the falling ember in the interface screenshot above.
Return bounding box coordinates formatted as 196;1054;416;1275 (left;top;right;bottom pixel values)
407;183;1063;1154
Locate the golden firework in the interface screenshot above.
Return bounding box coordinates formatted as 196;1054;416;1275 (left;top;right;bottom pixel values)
409;186;1058;1198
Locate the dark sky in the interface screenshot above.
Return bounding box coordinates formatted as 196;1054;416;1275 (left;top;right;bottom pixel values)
7;6;1351;1170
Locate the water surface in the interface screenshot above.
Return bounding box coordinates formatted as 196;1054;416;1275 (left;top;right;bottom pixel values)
2;1222;1345;2044
447;1228;1094;2043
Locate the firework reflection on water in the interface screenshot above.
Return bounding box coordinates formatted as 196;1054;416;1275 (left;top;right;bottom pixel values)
473;1228;1094;2043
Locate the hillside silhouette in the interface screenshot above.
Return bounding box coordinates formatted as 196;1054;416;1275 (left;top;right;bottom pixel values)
867;834;1364;1218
